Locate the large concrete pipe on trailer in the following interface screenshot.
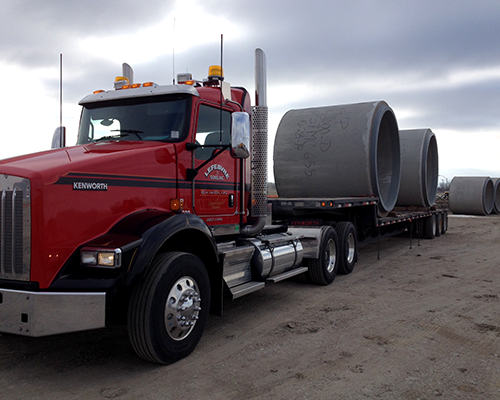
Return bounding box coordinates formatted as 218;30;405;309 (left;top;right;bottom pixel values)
492;178;500;214
396;128;439;208
395;128;440;239
273;101;401;217
449;176;495;215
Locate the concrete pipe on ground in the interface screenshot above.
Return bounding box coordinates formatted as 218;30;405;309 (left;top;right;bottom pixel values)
492;178;500;214
396;129;439;207
273;101;401;216
449;176;495;215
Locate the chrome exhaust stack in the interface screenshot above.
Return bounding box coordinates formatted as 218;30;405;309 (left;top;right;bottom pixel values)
241;48;268;237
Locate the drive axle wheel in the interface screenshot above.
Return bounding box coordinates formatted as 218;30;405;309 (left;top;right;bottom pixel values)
337;221;357;275
305;226;339;285
128;252;210;364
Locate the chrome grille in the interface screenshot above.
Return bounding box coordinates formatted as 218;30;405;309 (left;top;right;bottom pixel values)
251;105;268;217
0;175;31;281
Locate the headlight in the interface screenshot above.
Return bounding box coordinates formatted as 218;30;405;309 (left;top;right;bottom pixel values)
80;248;122;268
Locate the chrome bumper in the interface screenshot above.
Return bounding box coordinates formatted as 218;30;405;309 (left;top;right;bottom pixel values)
0;289;106;337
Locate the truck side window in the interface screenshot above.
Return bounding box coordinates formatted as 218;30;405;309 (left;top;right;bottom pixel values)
195;105;231;161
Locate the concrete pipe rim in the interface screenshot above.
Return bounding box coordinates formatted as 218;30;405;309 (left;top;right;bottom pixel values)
492;178;500;214
483;178;495;215
369;101;401;216
422;131;439;207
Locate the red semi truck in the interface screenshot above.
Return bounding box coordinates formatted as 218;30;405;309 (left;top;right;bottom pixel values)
0;49;447;364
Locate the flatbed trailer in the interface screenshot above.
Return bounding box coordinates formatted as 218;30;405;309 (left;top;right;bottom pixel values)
269;196;448;247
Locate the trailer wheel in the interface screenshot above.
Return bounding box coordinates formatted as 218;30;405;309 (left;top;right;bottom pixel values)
435;214;442;237
441;213;448;234
424;215;436;239
128;252;210;364
304;226;339;285
337;221;357;275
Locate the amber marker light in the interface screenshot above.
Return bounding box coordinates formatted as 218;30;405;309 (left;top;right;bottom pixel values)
143;82;154;87
93;89;105;94
170;198;184;212
208;65;223;78
131;83;142;88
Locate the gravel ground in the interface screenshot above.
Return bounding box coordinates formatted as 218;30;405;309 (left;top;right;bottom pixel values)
1;214;499;399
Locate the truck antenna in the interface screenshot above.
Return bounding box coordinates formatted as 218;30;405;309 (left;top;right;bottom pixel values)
59;53;63;128
172;18;176;85
219;34;224;144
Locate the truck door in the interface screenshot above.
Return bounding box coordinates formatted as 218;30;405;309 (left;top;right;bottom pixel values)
193;103;240;234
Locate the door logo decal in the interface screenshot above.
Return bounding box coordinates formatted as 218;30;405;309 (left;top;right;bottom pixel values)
204;164;230;180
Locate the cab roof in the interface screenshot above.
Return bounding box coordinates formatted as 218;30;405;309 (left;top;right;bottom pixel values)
79;84;200;105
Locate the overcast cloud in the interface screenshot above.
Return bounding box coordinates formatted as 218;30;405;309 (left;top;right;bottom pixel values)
1;0;500;180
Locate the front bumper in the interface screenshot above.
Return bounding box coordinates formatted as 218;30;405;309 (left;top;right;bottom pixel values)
0;289;105;337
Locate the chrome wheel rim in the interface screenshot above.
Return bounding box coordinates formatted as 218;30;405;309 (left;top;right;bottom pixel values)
326;238;337;273
346;233;355;264
164;276;201;341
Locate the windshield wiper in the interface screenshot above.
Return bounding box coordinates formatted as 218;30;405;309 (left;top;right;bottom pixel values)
112;129;144;140
94;134;122;142
93;130;144;142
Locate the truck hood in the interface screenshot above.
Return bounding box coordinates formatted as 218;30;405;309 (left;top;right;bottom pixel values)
0;140;181;288
0;141;177;183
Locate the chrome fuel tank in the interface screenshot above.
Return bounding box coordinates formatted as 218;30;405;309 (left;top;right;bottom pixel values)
243;233;303;280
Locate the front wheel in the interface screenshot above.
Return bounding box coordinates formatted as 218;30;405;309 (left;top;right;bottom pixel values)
128;252;210;364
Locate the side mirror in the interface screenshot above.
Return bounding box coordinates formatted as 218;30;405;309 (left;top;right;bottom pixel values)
51;126;66;149
231;112;250;159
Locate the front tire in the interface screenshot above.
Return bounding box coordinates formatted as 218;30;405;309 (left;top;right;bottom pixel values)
128;252;210;364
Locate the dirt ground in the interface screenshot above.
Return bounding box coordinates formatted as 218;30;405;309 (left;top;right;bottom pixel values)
1;214;500;400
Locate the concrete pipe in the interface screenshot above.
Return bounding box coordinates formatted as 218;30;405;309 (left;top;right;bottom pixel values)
273;101;400;216
449;176;495;215
396;129;439;207
492;178;500;214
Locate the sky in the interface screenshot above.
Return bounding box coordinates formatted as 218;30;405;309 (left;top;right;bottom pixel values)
1;0;500;183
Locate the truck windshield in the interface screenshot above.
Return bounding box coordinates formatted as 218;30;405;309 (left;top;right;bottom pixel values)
77;96;191;144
